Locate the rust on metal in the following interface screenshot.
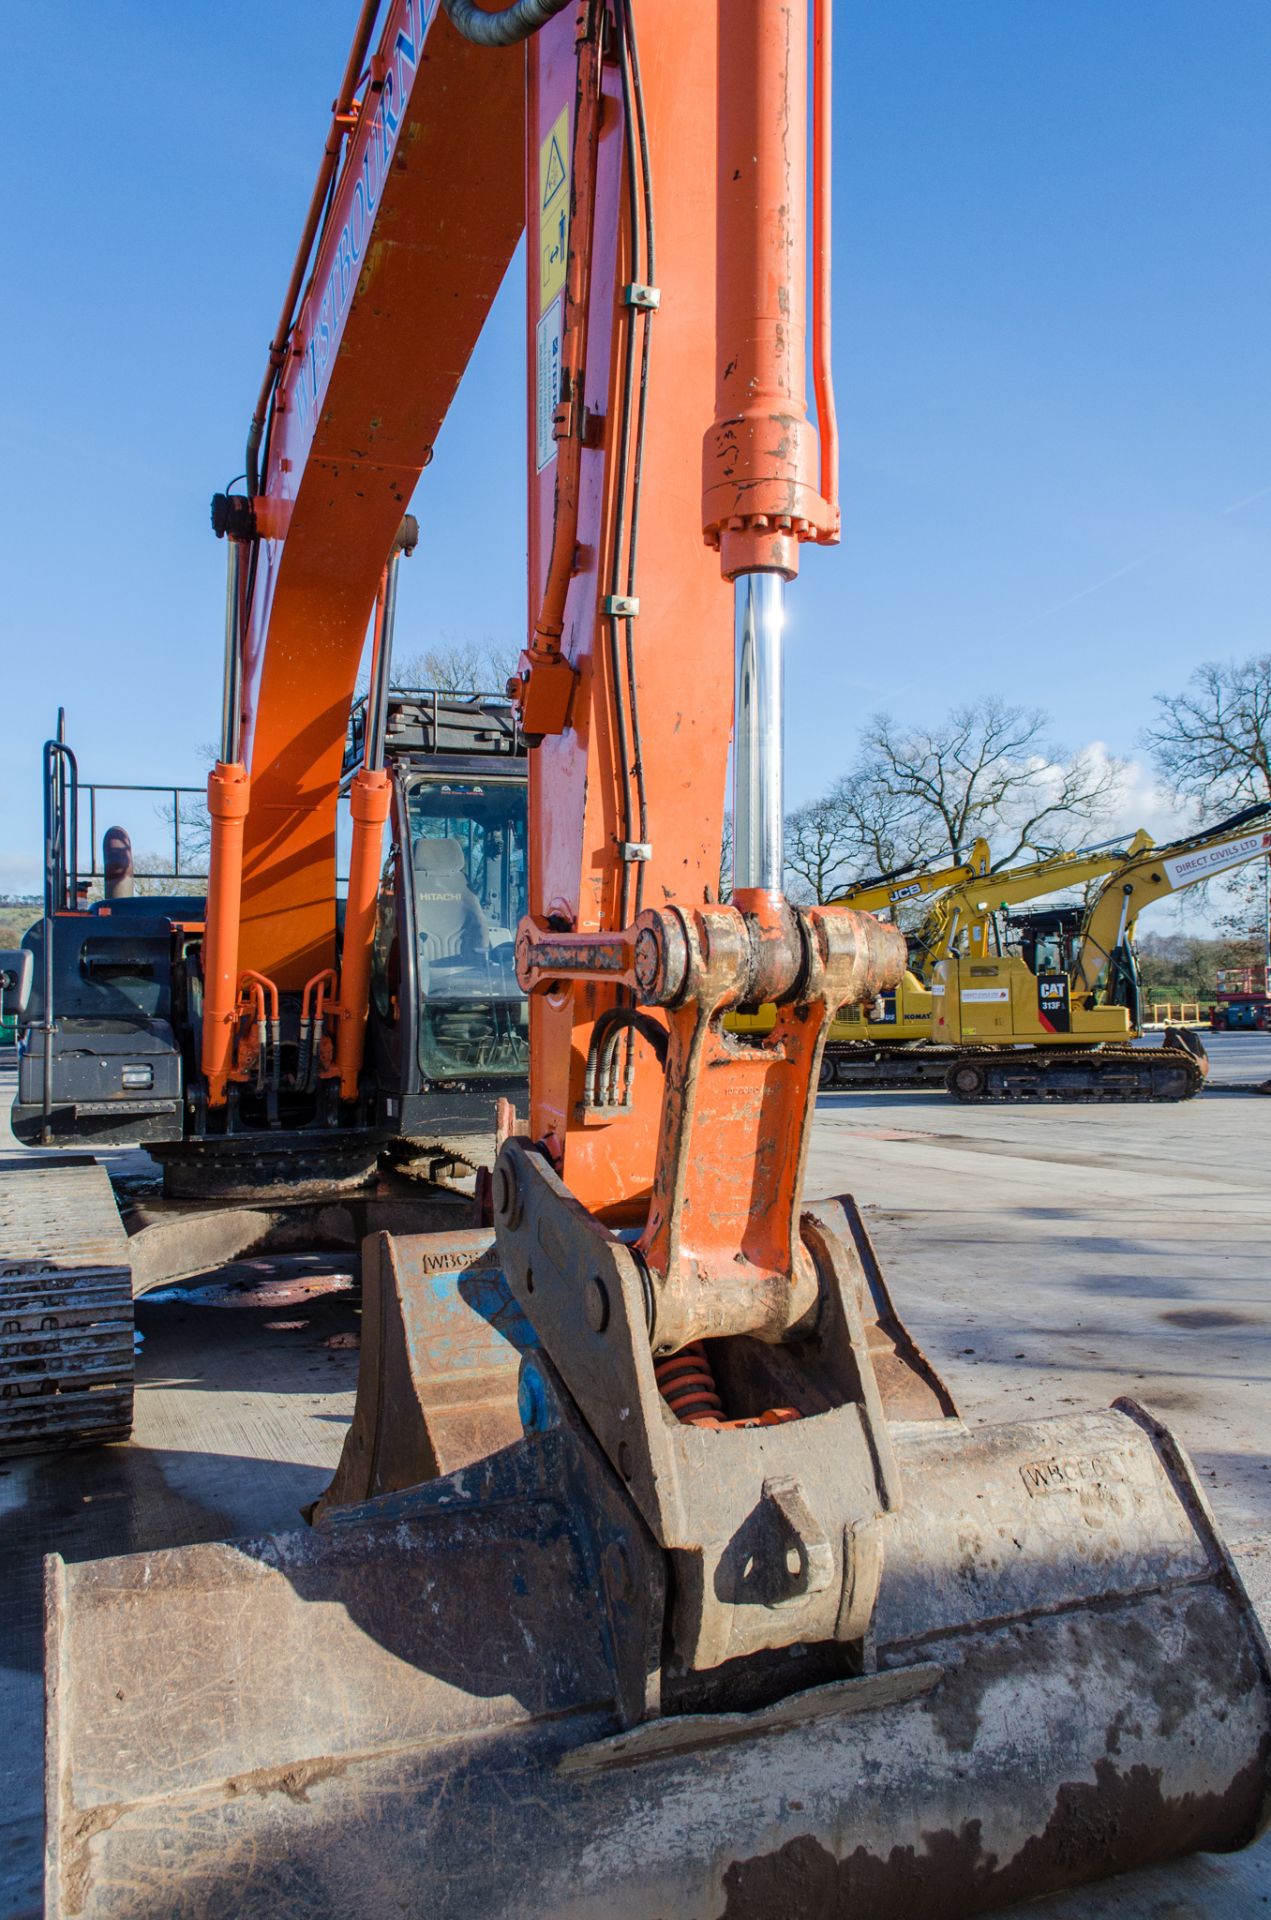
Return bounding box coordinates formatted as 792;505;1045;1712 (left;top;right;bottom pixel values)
44;1388;1271;1919
313;1226;536;1516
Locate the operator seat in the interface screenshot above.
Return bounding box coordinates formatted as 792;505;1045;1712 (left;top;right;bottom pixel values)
412;836;490;959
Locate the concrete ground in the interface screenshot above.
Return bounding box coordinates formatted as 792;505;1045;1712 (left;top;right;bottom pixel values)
2;1036;1269;1917
808;1033;1271;1919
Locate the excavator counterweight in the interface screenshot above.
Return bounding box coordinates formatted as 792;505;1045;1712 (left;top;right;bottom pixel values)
40;1;1271;1914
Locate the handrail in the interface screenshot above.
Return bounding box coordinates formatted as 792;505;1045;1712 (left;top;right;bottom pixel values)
41;736;78;1139
80;782;207;881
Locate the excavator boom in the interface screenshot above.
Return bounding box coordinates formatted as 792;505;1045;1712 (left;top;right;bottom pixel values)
234;2;525;990
1073;801;1271;996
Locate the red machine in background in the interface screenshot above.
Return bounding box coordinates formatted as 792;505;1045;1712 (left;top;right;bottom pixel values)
40;4;1271;1916
1213;963;1271;1030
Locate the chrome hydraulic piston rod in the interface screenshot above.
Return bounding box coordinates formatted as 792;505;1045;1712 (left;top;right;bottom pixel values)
732;570;785;894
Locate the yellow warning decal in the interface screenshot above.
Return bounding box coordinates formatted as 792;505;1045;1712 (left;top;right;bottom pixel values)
539;106;570;313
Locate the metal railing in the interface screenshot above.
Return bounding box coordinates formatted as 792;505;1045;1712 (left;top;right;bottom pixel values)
78;782;209;884
1216;966;1270;998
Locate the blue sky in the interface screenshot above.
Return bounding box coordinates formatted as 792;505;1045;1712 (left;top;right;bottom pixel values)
1;2;1268;905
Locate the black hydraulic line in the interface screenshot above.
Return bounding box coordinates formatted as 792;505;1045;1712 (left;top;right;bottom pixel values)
618;0;654;897
440;0;572;47
605;0;643;942
849;858;921;891
585;1004;668;1108
246;0;383;496
1155;796;1271;856
610;0;658;1101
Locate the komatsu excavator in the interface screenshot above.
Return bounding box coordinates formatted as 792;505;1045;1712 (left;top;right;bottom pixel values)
40;3;1271;1916
935;800;1271;1101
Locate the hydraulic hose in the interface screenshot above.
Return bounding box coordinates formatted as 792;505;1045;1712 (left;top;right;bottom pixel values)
441;0;572;46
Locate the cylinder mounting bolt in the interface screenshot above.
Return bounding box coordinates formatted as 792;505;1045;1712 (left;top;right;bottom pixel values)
585;1276;610;1334
492;1158;522;1229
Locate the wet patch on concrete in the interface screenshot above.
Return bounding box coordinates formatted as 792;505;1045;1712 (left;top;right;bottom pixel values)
1160;1309;1253;1331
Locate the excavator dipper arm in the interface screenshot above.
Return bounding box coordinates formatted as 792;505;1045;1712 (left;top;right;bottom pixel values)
1073;800;1271;997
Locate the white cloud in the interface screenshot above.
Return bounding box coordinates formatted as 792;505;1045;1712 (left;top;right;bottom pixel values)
1087;742;1191;846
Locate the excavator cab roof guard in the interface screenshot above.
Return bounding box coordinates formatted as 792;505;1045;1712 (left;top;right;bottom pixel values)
342;687;525;784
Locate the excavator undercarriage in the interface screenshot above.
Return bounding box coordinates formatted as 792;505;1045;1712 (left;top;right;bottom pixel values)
945;1028;1208;1103
820;1029;1207;1100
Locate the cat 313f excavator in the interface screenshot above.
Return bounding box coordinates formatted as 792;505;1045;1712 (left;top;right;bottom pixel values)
42;3;1271;1917
726;836;991;1074
935;801;1271;1101
816;812;1268;1098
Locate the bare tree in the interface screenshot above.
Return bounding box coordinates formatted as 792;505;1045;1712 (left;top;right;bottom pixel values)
838;698;1124;872
784;792;863;902
1143;655;1271;816
825;769;920;883
391;638;520;694
718;810;733;904
1144;656;1271;951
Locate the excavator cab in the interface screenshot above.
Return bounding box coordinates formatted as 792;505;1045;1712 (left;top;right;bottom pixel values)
407;782;527;1073
1007;904;1082;976
355;691;529;1155
12;693;530;1162
1008;905;1143;1024
368;774;528;1099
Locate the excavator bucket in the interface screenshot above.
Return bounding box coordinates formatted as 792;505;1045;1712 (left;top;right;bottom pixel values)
1163;1022;1211;1079
45;1204;1271;1920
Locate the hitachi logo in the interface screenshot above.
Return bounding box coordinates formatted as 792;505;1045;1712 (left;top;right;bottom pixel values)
292;2;434;435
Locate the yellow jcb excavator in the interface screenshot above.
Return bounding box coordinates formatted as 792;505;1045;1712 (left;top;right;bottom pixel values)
934;801;1271;1100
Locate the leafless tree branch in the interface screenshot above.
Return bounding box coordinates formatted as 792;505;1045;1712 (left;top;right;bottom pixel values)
1143;654;1271;818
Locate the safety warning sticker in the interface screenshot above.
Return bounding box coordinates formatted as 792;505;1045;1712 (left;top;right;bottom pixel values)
539;107;570;312
536;297;563;473
960;986;1010;1002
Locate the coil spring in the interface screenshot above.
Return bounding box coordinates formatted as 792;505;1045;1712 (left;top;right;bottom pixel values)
654;1343;724;1427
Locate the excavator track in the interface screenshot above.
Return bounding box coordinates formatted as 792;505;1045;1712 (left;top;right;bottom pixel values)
821;1043;957;1089
945;1040;1205;1103
0;1157;133;1455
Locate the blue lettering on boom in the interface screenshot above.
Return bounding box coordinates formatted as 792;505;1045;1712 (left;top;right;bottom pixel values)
290;0;429;439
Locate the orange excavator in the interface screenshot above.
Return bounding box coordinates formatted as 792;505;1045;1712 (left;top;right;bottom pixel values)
42;4;1271;1916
